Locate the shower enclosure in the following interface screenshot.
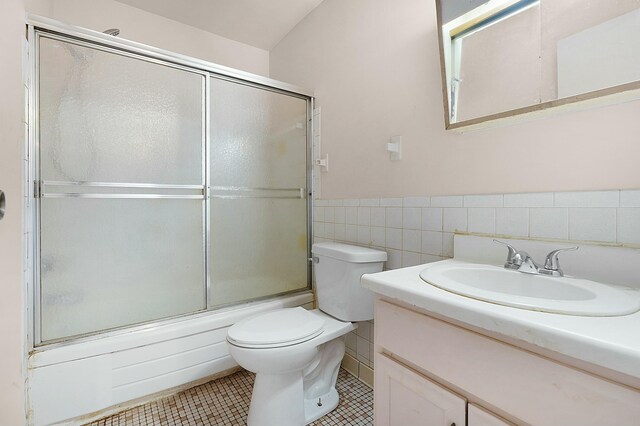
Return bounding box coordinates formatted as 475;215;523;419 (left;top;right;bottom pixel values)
32;27;312;346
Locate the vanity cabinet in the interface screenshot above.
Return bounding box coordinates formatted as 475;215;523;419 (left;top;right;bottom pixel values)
374;298;640;425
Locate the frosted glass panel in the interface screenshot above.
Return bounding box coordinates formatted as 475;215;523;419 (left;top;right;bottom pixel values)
39;37;204;185
210;78;307;188
210;198;308;307
209;78;309;306
40;198;205;341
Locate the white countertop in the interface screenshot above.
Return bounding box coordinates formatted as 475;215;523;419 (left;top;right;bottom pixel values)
362;259;640;386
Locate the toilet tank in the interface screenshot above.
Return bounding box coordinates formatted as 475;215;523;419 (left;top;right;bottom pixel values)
312;243;387;321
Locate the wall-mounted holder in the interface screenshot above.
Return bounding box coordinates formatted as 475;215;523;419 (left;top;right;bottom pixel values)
315;154;329;172
0;190;5;220
387;136;402;161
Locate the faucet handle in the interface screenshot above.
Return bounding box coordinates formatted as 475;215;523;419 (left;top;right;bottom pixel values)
493;239;519;269
543;246;579;275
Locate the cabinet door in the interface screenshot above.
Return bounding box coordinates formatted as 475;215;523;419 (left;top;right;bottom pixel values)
468;404;513;426
375;353;466;426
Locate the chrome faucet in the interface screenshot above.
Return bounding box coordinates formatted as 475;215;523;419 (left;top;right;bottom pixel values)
493;240;578;277
539;247;579;277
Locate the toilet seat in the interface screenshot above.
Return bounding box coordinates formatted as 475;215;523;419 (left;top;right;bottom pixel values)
227;307;326;348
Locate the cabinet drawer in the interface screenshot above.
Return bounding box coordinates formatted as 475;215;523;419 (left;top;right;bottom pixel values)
376;299;640;425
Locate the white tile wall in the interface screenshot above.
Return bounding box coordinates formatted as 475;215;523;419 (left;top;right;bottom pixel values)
467;208;496;234
621;191;640;208
402;229;421;252
617;209;640;245
463;194;503;207
346;207;358;225
402;251;422;267
496;208;529;237
345;318;376;369
314;189;640;372
380;198;402;207
314;190;640;251
345;224;357;242
421;231;443;256
504;192;553;208
442;232;455;257
530;208;568;240
359;199;380;207
385;228;402;250
403;197;429;208
370;207;385;227
386;249;402;269
443;208;467;233
569;208;616;242
385;208;403;228
357;225;370;245
422;208;442;231
402;208;421;230
371;226;385;247
431;195;463;207
357;207;370;226
554;191;619;208
324;207;334;223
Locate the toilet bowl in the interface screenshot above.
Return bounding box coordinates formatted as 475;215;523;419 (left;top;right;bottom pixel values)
226;243;387;426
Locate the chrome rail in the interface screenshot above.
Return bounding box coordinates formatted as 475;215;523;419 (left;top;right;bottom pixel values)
41;193;205;199
43;181;205;189
39;180;206;199
37;181;306;200
210;186;306;200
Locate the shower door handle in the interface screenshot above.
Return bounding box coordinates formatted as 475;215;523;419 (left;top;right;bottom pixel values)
0;190;5;220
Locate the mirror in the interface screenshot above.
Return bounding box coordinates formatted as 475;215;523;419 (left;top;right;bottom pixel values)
436;0;640;128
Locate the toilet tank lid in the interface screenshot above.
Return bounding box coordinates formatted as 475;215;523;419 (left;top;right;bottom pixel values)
312;242;387;263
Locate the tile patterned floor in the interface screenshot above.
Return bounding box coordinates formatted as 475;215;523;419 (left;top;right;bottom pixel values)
86;369;373;426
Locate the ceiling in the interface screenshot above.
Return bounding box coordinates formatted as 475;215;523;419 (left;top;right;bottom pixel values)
115;0;324;50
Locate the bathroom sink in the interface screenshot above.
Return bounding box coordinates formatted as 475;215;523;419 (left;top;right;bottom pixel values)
419;262;640;316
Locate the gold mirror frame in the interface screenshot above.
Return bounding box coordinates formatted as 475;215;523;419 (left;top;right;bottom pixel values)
435;0;640;130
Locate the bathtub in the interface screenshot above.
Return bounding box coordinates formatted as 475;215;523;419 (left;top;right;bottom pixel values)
28;291;313;425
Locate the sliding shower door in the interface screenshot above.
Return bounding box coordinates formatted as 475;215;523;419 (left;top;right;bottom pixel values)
37;35;207;342
209;78;309;307
34;30;311;345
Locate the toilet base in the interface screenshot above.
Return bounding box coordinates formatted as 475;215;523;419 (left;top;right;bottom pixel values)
228;310;357;426
247;371;305;426
304;387;339;424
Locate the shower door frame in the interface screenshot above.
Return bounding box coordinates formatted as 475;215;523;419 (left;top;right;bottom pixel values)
27;15;315;350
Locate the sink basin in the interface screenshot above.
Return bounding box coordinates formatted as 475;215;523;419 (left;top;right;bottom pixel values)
419;262;640;316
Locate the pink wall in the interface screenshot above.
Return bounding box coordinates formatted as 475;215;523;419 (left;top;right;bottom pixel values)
270;0;640;199
0;0;26;423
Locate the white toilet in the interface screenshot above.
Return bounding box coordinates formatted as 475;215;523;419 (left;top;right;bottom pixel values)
226;242;387;425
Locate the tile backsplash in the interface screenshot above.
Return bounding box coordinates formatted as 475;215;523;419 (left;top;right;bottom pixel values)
314;190;640;267
316;189;640;378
